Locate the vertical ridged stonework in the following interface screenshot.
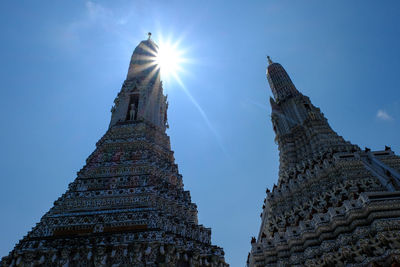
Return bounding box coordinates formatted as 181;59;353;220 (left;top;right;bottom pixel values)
1;38;227;267
248;58;400;266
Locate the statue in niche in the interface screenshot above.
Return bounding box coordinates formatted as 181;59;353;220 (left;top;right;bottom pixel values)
130;104;136;120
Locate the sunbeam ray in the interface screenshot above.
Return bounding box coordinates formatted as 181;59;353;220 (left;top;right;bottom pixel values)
175;79;228;156
149;33;228;156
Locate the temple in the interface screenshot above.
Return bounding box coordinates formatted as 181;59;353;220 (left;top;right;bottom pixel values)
1;37;227;266
248;57;400;266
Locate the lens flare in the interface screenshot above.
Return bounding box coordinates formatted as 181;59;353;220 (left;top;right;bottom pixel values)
155;38;187;83
148;33;226;154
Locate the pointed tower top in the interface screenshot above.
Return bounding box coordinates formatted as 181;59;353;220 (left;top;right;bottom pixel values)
126;35;158;82
266;59;300;103
267;56;273;65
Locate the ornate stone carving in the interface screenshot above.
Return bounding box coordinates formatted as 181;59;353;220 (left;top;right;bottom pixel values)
248;59;400;266
1;38;227;266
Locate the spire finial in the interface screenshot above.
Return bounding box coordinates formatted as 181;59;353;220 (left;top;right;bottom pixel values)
267;56;273;65
148;32;152;40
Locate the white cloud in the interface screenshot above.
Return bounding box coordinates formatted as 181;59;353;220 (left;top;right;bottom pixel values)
85;1;113;23
376;109;393;121
58;2;132;44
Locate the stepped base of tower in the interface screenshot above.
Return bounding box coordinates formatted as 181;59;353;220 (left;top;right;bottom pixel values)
1;230;227;266
1;121;227;266
249;148;400;267
251;192;400;266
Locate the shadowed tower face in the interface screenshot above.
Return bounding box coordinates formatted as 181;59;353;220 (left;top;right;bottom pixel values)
266;57;358;181
1;37;227;267
248;58;400;266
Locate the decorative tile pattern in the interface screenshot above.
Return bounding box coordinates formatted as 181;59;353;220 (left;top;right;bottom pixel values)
1;39;227;267
248;59;400;266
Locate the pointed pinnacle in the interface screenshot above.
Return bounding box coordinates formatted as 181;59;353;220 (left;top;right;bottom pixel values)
267;56;273;65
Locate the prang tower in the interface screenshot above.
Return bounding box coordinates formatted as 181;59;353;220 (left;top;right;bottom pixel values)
248;57;400;266
1;36;227;267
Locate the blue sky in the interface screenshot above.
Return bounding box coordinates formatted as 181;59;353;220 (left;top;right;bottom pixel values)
1;1;400;266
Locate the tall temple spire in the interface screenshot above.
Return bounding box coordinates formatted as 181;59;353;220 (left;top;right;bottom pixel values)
266;59;357;181
1;37;227;267
110;39;167;130
249;58;400;266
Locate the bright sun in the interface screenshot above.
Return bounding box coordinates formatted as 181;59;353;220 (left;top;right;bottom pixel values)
155;37;187;84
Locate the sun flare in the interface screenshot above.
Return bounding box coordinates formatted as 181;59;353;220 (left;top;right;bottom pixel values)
155;37;187;84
